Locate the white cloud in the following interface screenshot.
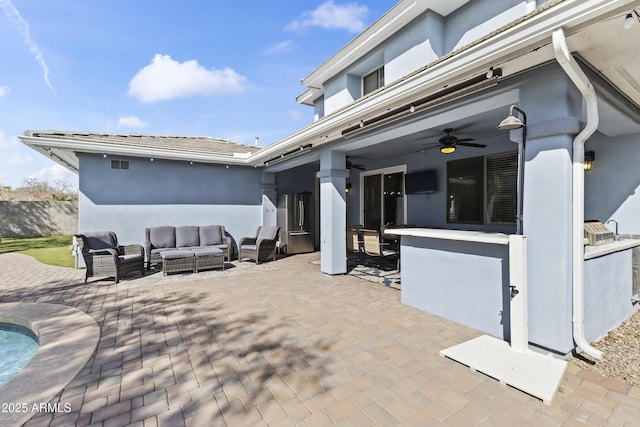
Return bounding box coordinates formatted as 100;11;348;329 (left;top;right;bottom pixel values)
28;164;77;187
128;54;248;103
9;153;32;165
117;115;148;129
286;1;369;33
0;85;9;97
264;40;296;56
0;0;54;91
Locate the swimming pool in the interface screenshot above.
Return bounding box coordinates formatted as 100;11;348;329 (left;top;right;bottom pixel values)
0;323;39;388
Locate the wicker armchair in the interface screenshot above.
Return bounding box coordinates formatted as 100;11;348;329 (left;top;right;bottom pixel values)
238;226;280;264
75;231;145;284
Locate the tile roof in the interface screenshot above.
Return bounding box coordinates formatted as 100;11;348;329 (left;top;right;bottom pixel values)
23;131;262;157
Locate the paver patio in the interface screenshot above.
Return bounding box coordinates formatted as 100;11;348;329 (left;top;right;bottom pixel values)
1;251;639;426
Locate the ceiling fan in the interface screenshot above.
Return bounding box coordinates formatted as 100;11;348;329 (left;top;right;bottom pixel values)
346;159;366;171
419;128;487;154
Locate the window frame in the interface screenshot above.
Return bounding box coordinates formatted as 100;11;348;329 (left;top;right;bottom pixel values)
110;159;130;170
359;164;407;228
446;151;518;226
362;66;385;96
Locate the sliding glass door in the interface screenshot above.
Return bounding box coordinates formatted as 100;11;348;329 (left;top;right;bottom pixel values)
360;166;407;230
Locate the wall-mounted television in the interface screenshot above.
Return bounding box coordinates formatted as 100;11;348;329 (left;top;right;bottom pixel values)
405;170;438;194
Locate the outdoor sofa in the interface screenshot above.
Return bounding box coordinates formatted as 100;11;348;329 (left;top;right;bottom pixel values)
145;225;231;270
75;231;145;284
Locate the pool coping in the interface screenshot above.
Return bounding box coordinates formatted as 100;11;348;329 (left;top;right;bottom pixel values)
0;302;100;426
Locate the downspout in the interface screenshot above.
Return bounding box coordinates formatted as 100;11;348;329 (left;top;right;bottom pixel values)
552;28;603;359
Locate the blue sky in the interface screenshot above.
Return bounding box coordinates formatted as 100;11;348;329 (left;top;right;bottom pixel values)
0;0;396;189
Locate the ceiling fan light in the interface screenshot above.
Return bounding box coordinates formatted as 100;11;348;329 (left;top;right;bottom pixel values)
440;145;456;154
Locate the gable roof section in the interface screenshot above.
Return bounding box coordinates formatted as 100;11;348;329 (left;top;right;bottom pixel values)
298;0;471;104
21;131;262;172
24;131;260;156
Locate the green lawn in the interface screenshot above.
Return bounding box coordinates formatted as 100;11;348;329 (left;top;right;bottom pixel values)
0;235;75;268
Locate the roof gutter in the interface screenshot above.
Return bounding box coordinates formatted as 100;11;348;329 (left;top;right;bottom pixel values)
20;135;252;166
552;27;603;360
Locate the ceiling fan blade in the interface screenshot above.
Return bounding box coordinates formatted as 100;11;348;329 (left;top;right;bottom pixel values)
455;138;475;143
415;144;440;153
457;142;487;148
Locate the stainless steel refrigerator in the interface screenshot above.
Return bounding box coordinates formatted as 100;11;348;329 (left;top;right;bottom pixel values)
278;192;314;254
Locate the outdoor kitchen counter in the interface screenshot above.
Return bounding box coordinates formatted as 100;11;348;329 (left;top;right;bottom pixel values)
584;238;640;260
384;227;510;244
582;238;640;343
384;227;513;339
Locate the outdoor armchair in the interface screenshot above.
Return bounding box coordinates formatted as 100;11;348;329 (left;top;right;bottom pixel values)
238;226;280;264
75;231;145;284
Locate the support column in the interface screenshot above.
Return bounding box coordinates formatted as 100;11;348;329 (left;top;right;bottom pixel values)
317;150;348;275
261;172;277;227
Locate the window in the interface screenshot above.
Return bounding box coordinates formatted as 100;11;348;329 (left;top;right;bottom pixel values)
110;160;129;170
363;66;384;96
447;151;517;225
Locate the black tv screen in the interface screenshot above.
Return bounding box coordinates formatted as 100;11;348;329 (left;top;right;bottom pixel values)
405;170;438;194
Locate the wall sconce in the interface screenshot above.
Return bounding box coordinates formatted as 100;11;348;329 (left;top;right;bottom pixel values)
345;182;352;193
584;150;595;171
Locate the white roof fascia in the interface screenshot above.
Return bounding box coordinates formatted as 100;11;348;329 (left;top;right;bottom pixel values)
296;87;322;106
259;0;637;165
20;136;251;166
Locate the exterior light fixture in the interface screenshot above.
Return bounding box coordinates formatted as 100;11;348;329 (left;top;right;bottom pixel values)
359;120;365;128
409;105;415;113
624;11;639;29
150;157;154;162
498;105;527;235
103;154;108;158
497;105;526;130
440;144;456;154
584;150;595;171
345;182;352;193
486;67;503;79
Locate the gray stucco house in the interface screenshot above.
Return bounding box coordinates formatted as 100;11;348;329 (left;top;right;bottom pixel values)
22;0;640;362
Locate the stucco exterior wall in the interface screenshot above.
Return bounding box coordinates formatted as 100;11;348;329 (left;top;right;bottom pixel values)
401;236;510;339
584;250;636;343
78;154;264;250
585;131;640;234
318;0;527;118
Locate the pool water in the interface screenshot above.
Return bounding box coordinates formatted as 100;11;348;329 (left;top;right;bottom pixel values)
0;324;39;388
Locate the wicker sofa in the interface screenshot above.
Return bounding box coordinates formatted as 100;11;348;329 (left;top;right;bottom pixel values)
145;225;231;270
75;231;145;283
